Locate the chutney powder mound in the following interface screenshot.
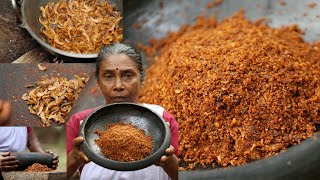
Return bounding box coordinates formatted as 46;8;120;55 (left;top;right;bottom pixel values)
24;163;54;172
138;11;320;169
94;122;153;162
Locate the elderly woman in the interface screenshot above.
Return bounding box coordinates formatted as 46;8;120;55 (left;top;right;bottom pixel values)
66;43;178;180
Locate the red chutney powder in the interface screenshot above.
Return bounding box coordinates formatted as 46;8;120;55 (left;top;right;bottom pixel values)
138;11;320;169
94;122;153;162
24;163;54;172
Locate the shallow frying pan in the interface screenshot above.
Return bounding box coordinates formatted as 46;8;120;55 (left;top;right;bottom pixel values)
11;0;122;62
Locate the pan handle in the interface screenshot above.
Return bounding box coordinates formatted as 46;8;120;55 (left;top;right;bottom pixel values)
11;0;25;28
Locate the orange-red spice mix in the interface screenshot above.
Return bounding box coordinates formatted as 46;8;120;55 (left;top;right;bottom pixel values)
138;11;320;169
95;122;153;162
24;163;54;172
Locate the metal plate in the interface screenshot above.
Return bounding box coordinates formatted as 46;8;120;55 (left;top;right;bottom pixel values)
0;0;38;63
19;0;122;61
0;63;95;126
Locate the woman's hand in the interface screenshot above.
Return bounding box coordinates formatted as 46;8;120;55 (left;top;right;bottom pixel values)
0;100;11;126
46;150;59;169
0;152;19;171
155;145;178;180
70;136;89;165
155;145;175;166
154;121;178;180
67;136;89;179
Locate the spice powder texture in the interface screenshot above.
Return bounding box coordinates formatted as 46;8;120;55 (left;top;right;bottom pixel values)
24;163;54;172
95;122;153;162
138;12;320;169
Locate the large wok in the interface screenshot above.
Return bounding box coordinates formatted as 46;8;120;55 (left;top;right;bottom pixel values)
123;0;320;179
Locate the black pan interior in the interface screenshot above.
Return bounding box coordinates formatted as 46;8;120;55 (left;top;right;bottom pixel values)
82;103;167;158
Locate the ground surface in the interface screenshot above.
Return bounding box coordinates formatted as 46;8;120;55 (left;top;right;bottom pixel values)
0;0;40;63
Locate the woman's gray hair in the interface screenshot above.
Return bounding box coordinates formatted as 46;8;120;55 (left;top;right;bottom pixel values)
96;43;145;82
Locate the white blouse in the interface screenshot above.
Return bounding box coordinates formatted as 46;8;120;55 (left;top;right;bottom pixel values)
0;127;28;153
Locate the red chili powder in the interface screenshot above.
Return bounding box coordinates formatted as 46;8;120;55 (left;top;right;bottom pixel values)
24;163;54;172
95;122;153;162
138;11;320;169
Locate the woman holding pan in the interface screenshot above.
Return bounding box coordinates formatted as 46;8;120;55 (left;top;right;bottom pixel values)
67;43;178;180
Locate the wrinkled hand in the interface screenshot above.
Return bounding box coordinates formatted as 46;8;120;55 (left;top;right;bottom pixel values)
70;137;89;164
0;152;19;171
155;145;175;167
46;150;59;169
155;122;176;167
66;136;89;180
0;100;11;126
154;145;178;180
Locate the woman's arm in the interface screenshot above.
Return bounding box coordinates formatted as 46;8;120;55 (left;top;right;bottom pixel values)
0;100;11;126
160;111;179;180
27;130;45;153
66;114;88;179
27;129;59;169
67;137;89;179
159;146;178;180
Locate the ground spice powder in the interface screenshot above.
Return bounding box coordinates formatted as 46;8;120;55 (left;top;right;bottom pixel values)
95;122;153;162
24;163;54;172
138;11;320;169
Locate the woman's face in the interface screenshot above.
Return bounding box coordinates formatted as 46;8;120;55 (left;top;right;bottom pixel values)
97;54;142;104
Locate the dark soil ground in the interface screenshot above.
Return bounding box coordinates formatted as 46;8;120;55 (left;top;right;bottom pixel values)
0;0;40;63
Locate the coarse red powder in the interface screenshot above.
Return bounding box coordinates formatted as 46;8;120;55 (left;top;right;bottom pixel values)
24;163;54;172
95;122;153;162
138;11;320;170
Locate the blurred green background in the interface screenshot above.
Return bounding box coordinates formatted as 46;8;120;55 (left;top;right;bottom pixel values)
31;126;66;172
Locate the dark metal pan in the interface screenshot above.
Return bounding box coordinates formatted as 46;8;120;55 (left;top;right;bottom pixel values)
11;0;123;62
123;0;320;179
0;63;95;126
79;103;171;171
